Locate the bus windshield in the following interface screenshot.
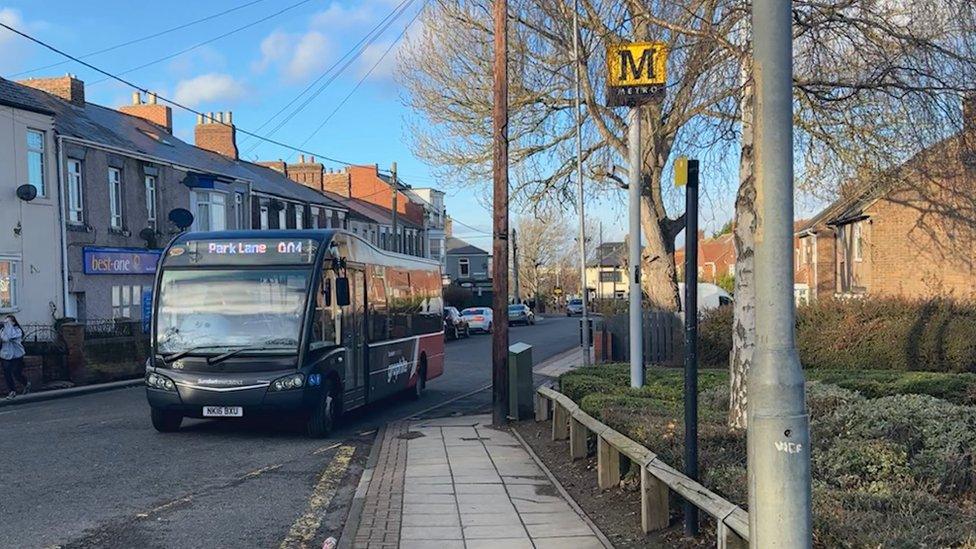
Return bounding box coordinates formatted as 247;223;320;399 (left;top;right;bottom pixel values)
155;268;313;355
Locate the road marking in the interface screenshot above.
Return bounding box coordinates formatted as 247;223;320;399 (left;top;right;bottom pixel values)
238;463;284;480
280;444;355;549
312;442;342;455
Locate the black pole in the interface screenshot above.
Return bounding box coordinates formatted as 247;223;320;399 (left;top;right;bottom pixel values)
683;159;700;536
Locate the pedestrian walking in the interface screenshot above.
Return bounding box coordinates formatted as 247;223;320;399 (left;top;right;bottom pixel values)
1;315;29;399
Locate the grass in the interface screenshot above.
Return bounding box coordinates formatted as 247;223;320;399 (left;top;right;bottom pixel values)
559;364;976;548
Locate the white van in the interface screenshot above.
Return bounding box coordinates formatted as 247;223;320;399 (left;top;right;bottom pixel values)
677;283;733;313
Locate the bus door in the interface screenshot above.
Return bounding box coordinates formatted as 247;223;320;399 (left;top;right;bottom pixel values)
342;268;367;410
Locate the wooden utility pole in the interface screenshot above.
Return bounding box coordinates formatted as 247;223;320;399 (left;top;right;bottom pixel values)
512;228;520;303
491;0;510;427
390;162;399;253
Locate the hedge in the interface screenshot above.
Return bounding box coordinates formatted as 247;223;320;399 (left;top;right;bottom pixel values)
698;298;976;373
559;365;976;547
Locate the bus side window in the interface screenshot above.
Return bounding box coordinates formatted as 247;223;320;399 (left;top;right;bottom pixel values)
311;274;336;349
368;267;389;341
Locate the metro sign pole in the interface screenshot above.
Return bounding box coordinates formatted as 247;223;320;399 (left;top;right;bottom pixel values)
606;42;666;389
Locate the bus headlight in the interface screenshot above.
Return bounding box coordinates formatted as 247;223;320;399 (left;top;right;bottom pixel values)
270;373;305;392
147;372;176;392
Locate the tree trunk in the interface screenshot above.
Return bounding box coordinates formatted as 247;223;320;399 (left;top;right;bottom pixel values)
729;67;756;430
639;194;681;311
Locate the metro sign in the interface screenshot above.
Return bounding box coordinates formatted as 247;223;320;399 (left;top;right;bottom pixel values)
606;42;667;107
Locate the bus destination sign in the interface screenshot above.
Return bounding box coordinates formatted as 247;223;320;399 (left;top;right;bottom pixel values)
165;239;319;266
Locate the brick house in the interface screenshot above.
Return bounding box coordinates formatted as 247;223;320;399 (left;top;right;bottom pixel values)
674;231;736;284
261;157;428;256
585;242;629;299
5;75;346;321
796;100;976;301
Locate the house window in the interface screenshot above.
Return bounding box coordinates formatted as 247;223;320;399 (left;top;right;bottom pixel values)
278;207;287;229
66;159;84;223
260;204;269;229
193;191;226;231
296;206;304;229
310;208;320;229
853;223;863;262
459;258;470;278
235;192;246;229
108;167;123;229
111;285;143;319
26;129;46;197
145;175;157;227
0;259;19;311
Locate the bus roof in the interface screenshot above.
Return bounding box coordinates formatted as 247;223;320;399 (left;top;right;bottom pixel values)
166;229;442;269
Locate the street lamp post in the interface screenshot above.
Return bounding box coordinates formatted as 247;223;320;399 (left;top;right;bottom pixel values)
572;0;590;366
748;0;813;545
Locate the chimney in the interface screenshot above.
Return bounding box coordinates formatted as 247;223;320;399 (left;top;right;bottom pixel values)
118;90;173;134
257;159;288;176
195;111;238;159
965;94;976;135
285;155;326;191
323;167;351;197
18;74;85;106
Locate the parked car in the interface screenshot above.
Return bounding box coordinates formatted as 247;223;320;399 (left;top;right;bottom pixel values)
461;307;493;333
566;298;584;316
508;304;535;325
677;283;733;312
444;307;470;340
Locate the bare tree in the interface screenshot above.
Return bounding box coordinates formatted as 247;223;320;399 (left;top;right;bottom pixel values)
513;211;572;305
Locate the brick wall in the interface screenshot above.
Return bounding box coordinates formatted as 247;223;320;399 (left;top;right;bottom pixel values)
118;92;172;133
194;112;238;159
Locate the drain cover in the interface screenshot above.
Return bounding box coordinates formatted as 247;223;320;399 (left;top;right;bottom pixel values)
397;431;425;440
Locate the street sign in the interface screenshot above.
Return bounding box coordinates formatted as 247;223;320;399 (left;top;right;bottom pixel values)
606;42;667;107
553;286;563;296
675;156;698;188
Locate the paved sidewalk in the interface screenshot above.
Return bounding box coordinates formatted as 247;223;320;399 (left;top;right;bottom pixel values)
346;414;608;549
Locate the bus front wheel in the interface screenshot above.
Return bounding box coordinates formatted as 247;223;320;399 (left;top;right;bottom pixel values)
306;380;338;438
151;408;182;433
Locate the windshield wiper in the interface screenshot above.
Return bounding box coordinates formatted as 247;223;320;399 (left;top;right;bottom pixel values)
207;342;298;365
160;345;227;363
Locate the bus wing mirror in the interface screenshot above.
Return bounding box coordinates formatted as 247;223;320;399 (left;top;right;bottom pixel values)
335;277;351;307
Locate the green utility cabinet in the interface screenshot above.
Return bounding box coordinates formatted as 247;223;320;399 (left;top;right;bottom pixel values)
509;342;534;420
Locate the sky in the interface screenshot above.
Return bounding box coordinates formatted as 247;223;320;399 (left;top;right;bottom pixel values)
0;0;779;249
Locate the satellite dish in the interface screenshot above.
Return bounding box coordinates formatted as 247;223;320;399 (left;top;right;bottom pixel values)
16;184;37;201
168;208;194;230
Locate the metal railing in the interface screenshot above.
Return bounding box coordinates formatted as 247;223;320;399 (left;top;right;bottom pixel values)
535;385;748;548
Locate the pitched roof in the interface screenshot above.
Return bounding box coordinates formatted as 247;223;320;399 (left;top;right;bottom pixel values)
446;236;488;255
588;242;626;267
0;78;54;114
798;135;963;232
0;77;343;210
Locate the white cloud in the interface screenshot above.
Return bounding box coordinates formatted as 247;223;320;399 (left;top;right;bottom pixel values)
253;30;291;73
173;73;245;106
311;2;373;28
0;7;24;47
285;31;332;81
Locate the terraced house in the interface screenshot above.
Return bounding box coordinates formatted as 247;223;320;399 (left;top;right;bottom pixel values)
2;75;348;322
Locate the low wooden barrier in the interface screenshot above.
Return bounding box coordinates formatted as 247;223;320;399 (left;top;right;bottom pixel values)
535;386;748;548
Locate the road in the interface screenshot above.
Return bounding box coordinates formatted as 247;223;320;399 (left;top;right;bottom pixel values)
0;316;578;549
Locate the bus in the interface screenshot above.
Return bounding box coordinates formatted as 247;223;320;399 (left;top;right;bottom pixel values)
145;229;444;437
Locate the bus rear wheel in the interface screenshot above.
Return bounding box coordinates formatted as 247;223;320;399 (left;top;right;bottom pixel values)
306;380;338;438
151;408;182;433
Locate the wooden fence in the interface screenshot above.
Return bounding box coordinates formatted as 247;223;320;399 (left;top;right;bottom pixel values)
535;385;748;548
601;311;682;365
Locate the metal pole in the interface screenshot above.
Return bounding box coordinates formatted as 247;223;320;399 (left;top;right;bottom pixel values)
748;0;812;545
572;0;590;366
512;228;520;303
627;109;643;388
390;162;399;253
491;0;511;427
682;160;700;536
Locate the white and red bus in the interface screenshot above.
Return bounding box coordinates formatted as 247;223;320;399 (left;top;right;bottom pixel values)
145;229;444;437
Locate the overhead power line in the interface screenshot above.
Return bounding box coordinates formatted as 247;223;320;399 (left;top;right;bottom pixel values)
0;21;361;167
88;0;319;86
288;4;425;159
10;0;269;78
240;0;414;150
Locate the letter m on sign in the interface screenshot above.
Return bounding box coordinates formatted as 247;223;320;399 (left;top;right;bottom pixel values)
607;42;667;88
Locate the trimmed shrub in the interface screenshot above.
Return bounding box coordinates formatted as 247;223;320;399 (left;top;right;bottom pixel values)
699;298;976;373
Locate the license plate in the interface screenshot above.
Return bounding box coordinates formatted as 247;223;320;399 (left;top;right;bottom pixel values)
203;406;243;417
